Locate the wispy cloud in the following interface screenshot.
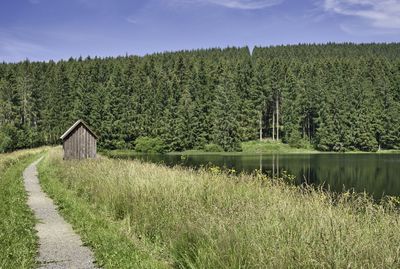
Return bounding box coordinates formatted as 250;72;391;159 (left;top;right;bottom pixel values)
323;0;400;29
125;16;138;24
0;29;50;62
339;22;400;36
174;0;284;10
0;37;46;62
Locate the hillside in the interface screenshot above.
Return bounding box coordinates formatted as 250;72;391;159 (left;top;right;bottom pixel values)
1;43;399;152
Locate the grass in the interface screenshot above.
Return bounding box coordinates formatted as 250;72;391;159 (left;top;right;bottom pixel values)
103;140;319;157
104;140;400;156
38;151;168;269
241;139;317;153
0;148;45;269
39;148;400;268
173;140;318;155
373;149;400;154
240;141;400;154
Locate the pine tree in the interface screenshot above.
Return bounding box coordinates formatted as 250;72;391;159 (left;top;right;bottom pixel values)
211;67;241;151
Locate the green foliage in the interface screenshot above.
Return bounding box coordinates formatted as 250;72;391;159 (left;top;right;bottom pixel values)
0;130;12;153
211;70;242;152
134;137;166;153
1;44;400;152
288;136;312;149
241;140;316;153
203;143;224;152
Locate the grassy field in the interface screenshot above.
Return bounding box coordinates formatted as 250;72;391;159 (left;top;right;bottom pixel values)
38;148;400;268
0;148;45;268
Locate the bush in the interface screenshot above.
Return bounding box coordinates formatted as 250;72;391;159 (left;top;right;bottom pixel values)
0;131;13;153
203;143;224;152
289;137;313;149
134;137;166;153
285;128;313;149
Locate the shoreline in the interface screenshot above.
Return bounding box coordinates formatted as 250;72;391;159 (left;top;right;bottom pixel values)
102;148;400;156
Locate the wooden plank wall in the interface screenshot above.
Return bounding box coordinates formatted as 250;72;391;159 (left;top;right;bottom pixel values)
63;123;97;160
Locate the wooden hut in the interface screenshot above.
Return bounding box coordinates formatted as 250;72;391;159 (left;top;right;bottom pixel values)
60;120;98;160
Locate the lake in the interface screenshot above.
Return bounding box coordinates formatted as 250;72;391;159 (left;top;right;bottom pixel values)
110;153;400;199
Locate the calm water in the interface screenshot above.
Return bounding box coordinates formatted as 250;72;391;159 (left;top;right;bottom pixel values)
112;153;400;198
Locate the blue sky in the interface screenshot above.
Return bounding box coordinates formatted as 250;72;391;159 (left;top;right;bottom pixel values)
1;0;400;62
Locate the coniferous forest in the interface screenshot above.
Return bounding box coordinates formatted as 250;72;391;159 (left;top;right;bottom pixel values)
1;43;400;152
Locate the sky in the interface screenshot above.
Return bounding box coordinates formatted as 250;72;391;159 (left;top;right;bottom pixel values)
1;0;400;62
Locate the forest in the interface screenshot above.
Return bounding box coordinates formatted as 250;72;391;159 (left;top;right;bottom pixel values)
1;43;400;152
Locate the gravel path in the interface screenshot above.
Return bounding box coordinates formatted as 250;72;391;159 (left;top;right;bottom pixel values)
24;158;98;269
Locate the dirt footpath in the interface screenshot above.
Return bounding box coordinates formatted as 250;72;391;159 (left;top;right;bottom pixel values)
23;158;98;269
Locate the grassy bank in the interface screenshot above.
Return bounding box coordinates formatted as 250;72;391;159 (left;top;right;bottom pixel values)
103;140;318;157
173;140;318;155
105;140;400;157
39;148;400;268
241;139;317;153
0;149;44;268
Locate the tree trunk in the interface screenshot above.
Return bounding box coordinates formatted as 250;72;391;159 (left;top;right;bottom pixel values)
276;97;279;141
272;107;275;141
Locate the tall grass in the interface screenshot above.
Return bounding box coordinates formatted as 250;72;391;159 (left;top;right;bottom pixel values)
0;148;45;268
41;148;400;268
0;148;41;171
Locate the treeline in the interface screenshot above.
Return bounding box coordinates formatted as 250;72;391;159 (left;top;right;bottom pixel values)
1;43;400;152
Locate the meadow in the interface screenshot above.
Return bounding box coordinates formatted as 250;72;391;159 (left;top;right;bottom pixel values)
38;148;400;268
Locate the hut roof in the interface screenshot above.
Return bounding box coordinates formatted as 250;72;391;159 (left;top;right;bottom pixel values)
60;119;98;140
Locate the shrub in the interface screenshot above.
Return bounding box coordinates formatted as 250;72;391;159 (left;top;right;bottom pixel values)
289;137;313;149
203;143;224;152
134;137;166;153
0;131;13;153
